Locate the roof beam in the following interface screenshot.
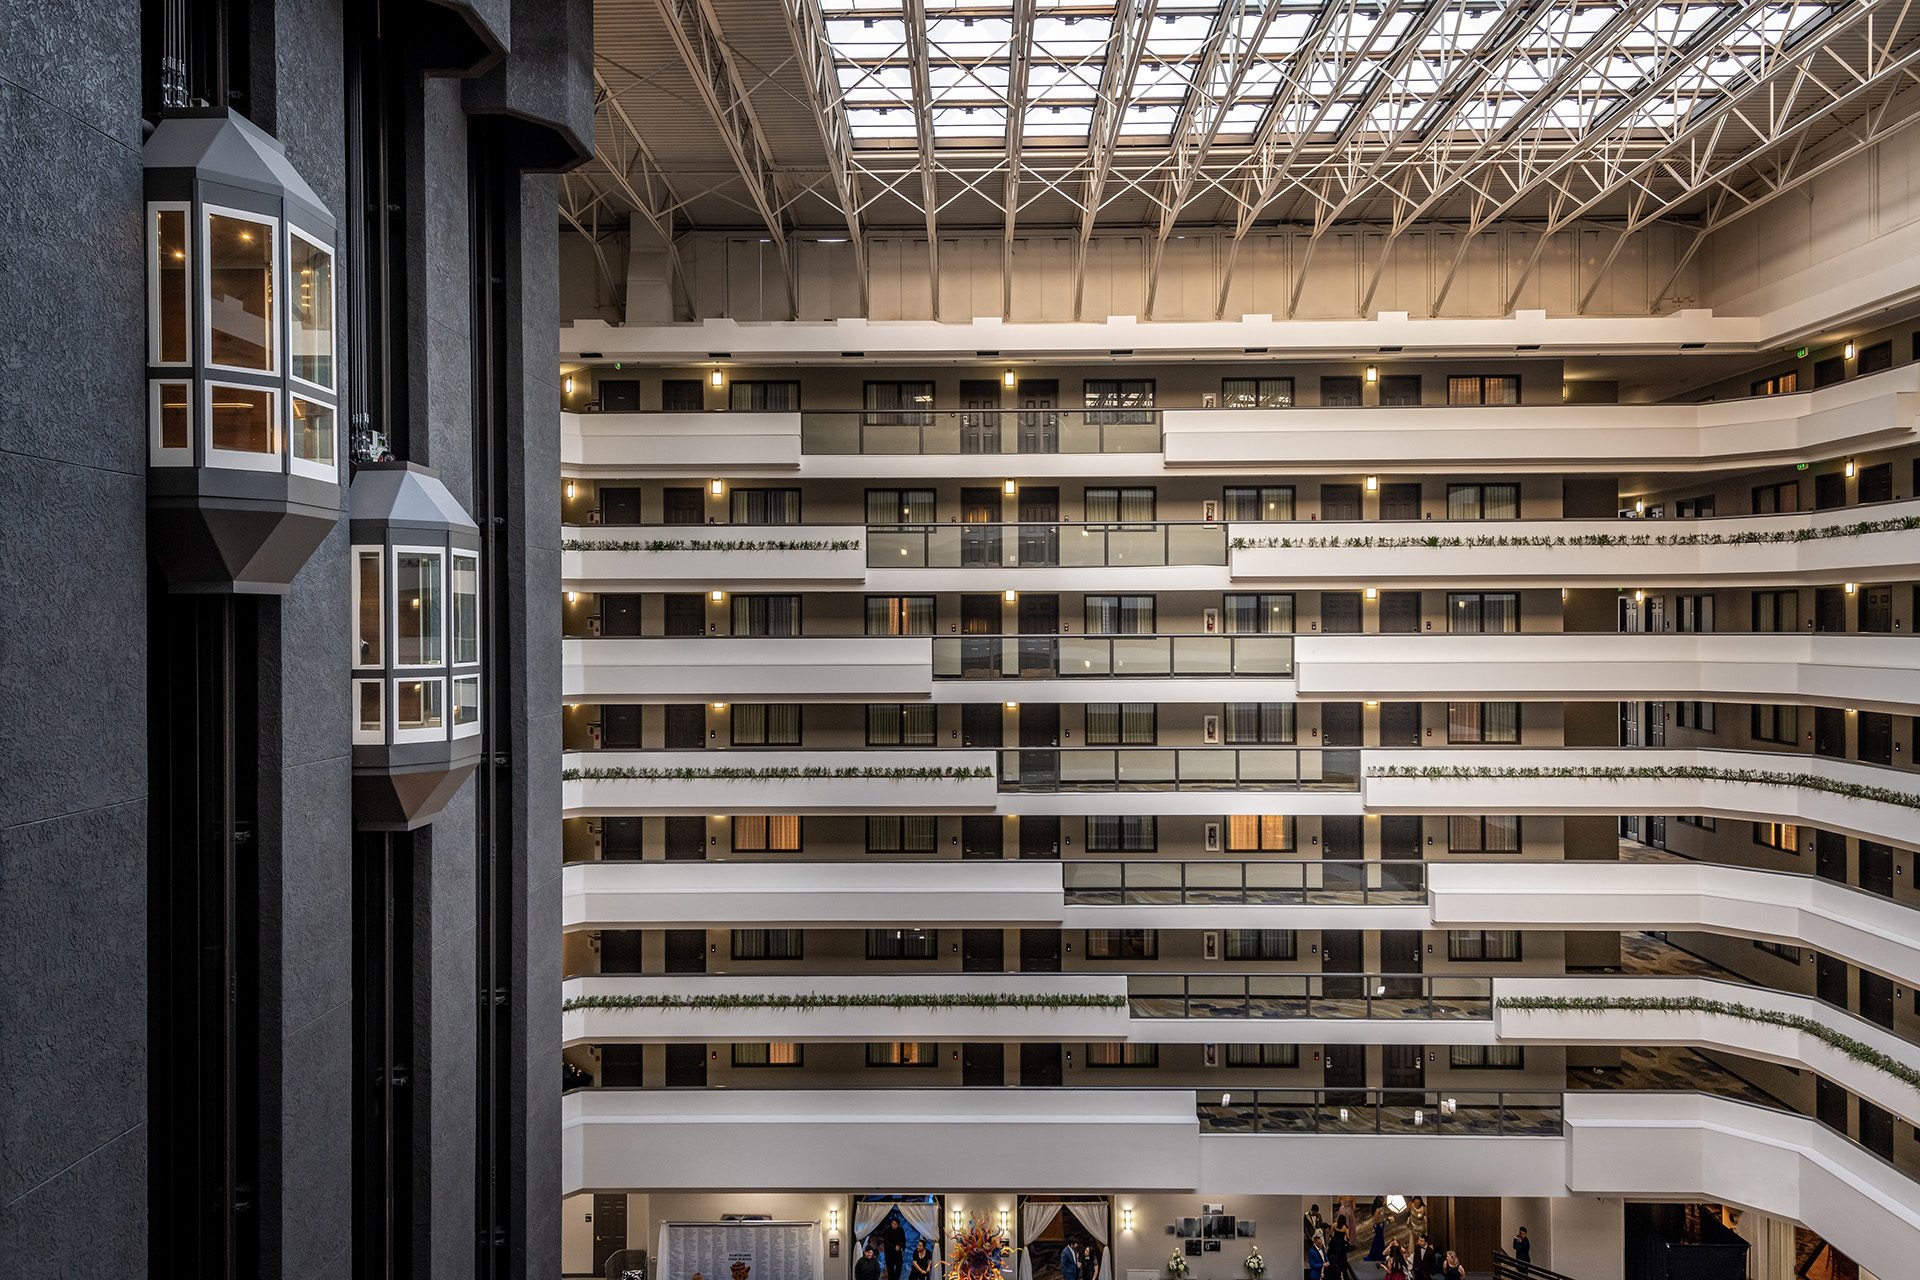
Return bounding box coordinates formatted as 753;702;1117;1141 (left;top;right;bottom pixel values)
649;0;798;316
592;68;698;319
903;0;943;316
781;0;871;311
1071;0;1160;320
1002;0;1037;319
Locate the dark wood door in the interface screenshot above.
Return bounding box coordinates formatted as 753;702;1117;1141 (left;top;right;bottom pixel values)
664;815;706;860
1018;815;1061;859
1019;929;1061;972
1380;702;1421;746
663;593;704;636
962;1042;1004;1085
1321;592;1362;633
1020;1042;1063;1086
664;1043;707;1086
602;704;643;749
1019;486;1059;565
960;379;1002;454
1320;483;1362;520
600;379;640;411
1019;704;1060;787
1380;929;1423;999
602;816;643;859
1379;376;1421;407
664;704;705;750
1322;1043;1365;1101
1815;829;1846;882
1814;705;1846;757
1381;815;1423;858
962;929;1005;971
1815;470;1847;509
1815;586;1847;632
602;1044;645;1087
962;815;1003;858
961;489;1003;566
602;593;643;637
1017;379;1059;453
600;486;642;525
1319;377;1361;407
1379;591;1420;632
662;487;704;525
1861;1098;1895;1157
962;703;1003;748
600;930;644;974
1382;1044;1425;1101
1019;594;1059;676
664;930;706;974
1816;953;1848;1006
1816;1076;1849;1130
1859;711;1892;764
1321;702;1362;746
961;593;1003;676
593;1195;630;1275
663;379;703;411
1379;484;1421;519
1321;929;1362;998
1448;1199;1500;1272
1861;841;1894;896
1861;970;1895;1028
1322;814;1362;857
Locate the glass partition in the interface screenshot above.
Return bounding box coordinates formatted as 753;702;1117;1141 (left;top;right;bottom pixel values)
206;208;276;372
396;550;444;665
288;228;334;388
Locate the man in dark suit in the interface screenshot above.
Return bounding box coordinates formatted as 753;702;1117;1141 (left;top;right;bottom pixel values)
882;1216;908;1280
857;1248;882;1280
1511;1229;1531;1270
1412;1235;1439;1280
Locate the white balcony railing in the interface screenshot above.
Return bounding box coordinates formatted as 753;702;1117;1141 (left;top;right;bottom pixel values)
1366;747;1920;849
562;410;802;474
562;749;998;815
1296;632;1920;714
1230;498;1920;587
561;524;866;591
563;635;933;703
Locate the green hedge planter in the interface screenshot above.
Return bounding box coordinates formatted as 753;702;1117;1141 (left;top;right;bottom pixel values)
1500;994;1920;1091
1231;514;1920;552
563;765;995;782
1365;764;1920;814
564;992;1129;1013
564;538;861;552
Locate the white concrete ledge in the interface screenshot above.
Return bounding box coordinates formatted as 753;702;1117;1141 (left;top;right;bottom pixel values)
563;636;933;704
1498;975;1920;1124
563;749;999;815
1230;499;1920;587
1430;860;1920;986
562;974;1130;1046
1565;1092;1920;1280
1297;632;1920;715
564;1087;1203;1193
1364;747;1920;850
562;858;1065;930
561;524;867;590
562;410;801;475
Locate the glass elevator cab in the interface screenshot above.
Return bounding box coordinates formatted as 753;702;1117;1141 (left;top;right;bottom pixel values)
349;463;483;829
144;109;340;592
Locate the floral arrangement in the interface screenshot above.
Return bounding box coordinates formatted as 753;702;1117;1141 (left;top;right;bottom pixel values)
1245;1250;1266;1276
949;1213;1010;1280
1168;1254;1191;1278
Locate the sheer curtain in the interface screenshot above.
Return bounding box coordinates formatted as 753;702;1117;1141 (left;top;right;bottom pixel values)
1017;1204;1063;1280
1065;1203;1108;1246
897;1204;943;1280
856;1204;895;1253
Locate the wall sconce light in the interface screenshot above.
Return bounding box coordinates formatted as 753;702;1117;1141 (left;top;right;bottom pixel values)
1634;590;1645;602
565;480;576;499
1845;582;1858;594
1003;478;1018;495
1634;500;1644;514
710;478;725;496
1364;475;1378;490
1365;700;1379;708
710;368;725;387
712;702;727;711
1845;460;1857;478
1364;587;1378;600
952;1210;964;1234
710;589;725;602
1365;365;1378;383
830;1209;841;1236
1004;701;1019;710
1004;589;1018;603
1003;369;1017;388
567;591;578;603
564;375;575;395
1124;1209;1134;1233
998;1210;1008;1233
1845;342;1856;360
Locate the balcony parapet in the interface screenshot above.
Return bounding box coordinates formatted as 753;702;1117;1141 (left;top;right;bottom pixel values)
562;749;997;815
562;635;933;703
561;525;866;590
1229;500;1920;587
1365;747;1920;850
562;410;802;475
1166;362;1920;471
562;857;1064;929
1297;632;1920;714
561;973;1129;1045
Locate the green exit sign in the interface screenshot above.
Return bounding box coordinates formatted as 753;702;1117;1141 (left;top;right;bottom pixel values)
1795;347;1808;359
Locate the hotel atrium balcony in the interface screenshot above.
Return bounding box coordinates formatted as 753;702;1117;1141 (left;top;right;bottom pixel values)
563;636;934;703
561;524;867;591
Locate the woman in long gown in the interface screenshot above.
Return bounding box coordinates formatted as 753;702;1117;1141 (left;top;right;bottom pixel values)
1363;1208;1387;1265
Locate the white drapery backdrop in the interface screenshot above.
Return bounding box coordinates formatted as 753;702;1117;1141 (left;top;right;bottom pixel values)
1016;1203;1064;1280
1064;1204;1108;1248
855;1204;895;1254
897;1204;944;1280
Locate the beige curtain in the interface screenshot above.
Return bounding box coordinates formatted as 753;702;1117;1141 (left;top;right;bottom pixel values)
1017;1204;1064;1280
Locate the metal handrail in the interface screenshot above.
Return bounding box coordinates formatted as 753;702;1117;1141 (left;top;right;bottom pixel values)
801;408;1163;455
934;633;1294;679
1196;1088;1563;1136
998;747;1361;792
1065;859;1427;904
868;520;1227;568
1128;973;1492;1021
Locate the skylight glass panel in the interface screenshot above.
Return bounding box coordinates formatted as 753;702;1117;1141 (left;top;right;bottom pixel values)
1121;103;1181;134
847;108;920;138
932;106;1007;134
1024;104;1095;136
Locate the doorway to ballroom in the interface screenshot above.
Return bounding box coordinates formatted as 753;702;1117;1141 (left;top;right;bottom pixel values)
855;1196;946;1280
1018;1196;1112;1280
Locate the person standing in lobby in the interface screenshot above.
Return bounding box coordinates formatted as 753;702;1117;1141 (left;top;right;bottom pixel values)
1060;1240;1081;1280
882;1215;908;1280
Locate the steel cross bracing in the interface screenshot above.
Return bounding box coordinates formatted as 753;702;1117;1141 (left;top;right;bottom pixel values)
782;0;872;308
588;69;700;315
650;0;799;315
1072;0;1163;319
1002;0;1038;316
